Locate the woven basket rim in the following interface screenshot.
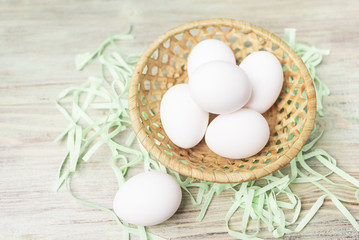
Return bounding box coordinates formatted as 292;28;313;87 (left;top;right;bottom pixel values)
129;18;316;183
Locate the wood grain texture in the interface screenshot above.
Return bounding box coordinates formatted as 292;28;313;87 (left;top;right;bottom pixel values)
1;0;359;239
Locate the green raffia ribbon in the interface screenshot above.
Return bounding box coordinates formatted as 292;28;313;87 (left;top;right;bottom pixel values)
55;27;359;240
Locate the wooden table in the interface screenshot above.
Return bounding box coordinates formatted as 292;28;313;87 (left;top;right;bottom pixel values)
1;0;359;239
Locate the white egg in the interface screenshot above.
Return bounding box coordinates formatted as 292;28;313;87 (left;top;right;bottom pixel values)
160;84;209;148
189;61;252;114
239;51;284;113
113;171;182;226
187;39;236;77
205;108;270;159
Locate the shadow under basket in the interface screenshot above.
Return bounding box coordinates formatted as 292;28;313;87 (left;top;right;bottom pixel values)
128;18;316;183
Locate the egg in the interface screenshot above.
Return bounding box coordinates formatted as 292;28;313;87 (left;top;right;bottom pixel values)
113;171;182;226
187;39;236;77
160;84;209;148
239;51;284;113
205;108;270;159
189;61;252;114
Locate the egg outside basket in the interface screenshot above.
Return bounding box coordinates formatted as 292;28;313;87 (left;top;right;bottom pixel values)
128;19;316;183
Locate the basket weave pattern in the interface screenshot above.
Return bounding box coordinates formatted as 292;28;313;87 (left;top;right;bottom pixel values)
129;19;316;183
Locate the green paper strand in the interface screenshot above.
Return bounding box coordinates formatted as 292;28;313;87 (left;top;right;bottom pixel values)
55;27;359;240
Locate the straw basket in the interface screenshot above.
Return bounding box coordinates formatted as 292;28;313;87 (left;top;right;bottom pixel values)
128;19;316;183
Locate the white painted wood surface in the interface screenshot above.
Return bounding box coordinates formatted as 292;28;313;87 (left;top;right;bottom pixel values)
1;0;359;239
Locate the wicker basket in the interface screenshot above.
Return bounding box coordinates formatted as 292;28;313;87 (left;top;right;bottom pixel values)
128;19;316;183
